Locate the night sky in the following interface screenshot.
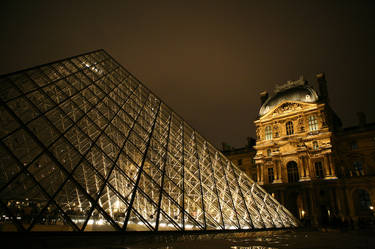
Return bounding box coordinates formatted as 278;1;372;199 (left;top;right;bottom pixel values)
1;0;374;148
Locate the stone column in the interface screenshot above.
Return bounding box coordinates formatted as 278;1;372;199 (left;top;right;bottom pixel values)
328;154;337;178
274;160;278;180
305;156;311;178
273;160;282;183
323;155;331;178
297;156;303;181
299;156;311;181
324;154;337;179
299;156;304;180
302;156;306;177
258;164;264;185
304;156;311;180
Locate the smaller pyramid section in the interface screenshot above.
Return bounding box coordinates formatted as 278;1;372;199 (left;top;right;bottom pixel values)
0;49;299;231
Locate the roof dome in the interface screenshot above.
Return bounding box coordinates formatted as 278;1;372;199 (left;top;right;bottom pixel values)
259;84;319;117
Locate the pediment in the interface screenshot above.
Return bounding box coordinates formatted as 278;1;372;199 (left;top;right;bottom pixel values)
261;101;317;119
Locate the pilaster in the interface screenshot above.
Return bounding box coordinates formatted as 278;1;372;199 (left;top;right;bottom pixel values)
324;154;337;180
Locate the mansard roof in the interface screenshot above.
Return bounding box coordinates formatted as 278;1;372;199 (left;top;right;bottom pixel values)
259;80;319;117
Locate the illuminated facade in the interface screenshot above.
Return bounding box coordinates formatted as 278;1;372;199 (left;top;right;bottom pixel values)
0;50;298;232
252;75;375;227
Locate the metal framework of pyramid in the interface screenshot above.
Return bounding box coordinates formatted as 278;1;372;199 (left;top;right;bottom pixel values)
0;49;298;232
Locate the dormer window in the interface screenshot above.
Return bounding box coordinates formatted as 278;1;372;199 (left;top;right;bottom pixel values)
308;115;318;131
286;121;294;135
313;141;319;150
265;126;272;140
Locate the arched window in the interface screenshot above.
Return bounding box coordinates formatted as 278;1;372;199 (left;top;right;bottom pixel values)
287;161;299;183
286;121;294;135
265;126;272;140
268;168;274;183
357;189;371;210
315;161;324;178
308;115;318;131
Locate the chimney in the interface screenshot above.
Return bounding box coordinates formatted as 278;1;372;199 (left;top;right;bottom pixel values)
260;91;269;105
357;112;367;127
316;73;329;102
246;137;256;148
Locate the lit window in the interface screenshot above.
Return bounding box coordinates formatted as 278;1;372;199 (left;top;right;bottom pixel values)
286;121;294;135
268;168;274;183
313;141;319;150
353;161;364;176
308;115;318;131
315;161;324;178
265;126;272;140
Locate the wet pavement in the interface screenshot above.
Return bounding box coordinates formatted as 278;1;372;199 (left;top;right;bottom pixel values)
1;228;374;249
132;229;375;249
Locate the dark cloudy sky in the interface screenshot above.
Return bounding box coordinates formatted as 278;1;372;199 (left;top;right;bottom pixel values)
1;0;374;148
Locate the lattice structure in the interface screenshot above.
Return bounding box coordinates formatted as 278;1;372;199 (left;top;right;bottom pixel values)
0;49;298;232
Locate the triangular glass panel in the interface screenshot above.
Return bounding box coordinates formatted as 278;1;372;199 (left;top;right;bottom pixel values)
0;169;52;231
0;76;23;102
0;105;21;140
2;128;43;166
125;208;152;231
53;178;93;231
0;144;22;191
7;96;41;124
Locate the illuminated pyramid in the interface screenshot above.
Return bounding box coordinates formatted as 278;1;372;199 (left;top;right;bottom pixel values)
0;49;298;231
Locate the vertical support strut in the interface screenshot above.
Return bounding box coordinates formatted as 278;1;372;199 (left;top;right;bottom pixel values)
123;101;161;231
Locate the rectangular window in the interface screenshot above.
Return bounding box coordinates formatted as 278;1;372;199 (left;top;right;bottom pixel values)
268;168;274;183
315;161;324;178
265;126;272;140
313;141;319;150
286;121;294;135
308;115;318;131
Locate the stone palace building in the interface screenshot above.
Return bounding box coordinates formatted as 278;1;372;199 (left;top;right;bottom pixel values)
224;74;375;228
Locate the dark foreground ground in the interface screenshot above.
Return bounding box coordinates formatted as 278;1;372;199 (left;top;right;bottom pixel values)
1;228;374;249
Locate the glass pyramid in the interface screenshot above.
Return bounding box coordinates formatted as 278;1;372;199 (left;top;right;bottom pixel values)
0;49;298;232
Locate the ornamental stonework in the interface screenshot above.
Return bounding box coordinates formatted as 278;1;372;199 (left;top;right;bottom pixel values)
273;103;303;116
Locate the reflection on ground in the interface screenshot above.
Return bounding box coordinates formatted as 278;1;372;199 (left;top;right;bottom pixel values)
1;228;375;249
230;247;276;249
133;229;375;249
